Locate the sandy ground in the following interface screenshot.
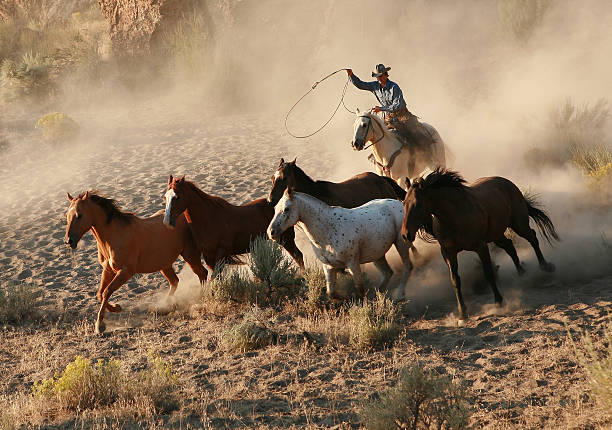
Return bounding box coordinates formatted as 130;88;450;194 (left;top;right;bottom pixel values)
1;102;612;429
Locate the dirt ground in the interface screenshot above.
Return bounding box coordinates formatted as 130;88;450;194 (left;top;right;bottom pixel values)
1;103;612;429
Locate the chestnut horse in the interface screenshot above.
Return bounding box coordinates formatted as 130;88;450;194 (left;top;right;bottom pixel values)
401;168;559;321
267;158;406;206
64;191;208;333
163;176;304;271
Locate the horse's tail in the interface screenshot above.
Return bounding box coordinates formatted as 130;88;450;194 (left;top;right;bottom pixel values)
524;193;560;245
383;176;407;200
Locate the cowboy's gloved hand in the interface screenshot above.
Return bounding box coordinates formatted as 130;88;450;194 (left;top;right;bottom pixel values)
346;69;353;76
373;106;382;113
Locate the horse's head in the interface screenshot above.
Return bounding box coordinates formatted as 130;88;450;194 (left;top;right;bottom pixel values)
268;157;297;205
267;187;299;241
64;191;94;249
163;175;188;228
351;110;374;151
401;177;431;242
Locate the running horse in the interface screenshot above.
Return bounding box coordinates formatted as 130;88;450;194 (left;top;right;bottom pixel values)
64;191;208;333
163;175;304;271
401;168;559;321
350;110;448;188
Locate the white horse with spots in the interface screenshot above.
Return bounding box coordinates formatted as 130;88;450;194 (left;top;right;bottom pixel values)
267;189;412;300
350;110;448;188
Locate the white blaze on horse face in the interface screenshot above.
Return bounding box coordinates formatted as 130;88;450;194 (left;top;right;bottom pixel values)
273;170;281;182
163;188;176;225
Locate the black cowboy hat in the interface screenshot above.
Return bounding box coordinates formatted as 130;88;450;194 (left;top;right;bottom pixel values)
372;63;391;77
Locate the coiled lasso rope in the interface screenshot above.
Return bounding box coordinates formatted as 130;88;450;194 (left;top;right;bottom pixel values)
284;68;356;139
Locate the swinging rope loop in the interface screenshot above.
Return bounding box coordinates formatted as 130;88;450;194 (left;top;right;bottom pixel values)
284;68;356;139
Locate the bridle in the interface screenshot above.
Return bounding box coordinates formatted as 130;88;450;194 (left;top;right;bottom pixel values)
357;114;385;151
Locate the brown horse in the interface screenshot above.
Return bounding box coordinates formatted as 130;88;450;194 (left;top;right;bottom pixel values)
267;158;406;207
163;176;304;271
64;191;208;333
401;168;559;320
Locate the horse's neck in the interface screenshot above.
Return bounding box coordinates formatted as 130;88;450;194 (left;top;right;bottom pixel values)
369;116;401;162
294;194;335;245
89;205;120;247
293;169;319;193
427;187;471;227
184;185;221;222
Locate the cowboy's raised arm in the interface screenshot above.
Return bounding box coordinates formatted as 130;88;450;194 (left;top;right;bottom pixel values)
348;71;378;91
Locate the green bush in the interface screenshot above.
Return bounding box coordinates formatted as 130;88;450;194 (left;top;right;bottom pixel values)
498;0;552;43
0;281;42;324
33;353;179;414
249;235;297;288
302;264;328;311
348;292;398;350
361;365;470;430
35;112;79;142
1;51;52;101
221;306;276;353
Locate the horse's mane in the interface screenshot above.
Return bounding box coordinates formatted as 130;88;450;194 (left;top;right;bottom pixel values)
183;180;233;208
283;162;316;187
82;192;135;224
417;167;466;190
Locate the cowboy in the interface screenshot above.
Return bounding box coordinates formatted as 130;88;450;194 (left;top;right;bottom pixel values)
347;64;432;149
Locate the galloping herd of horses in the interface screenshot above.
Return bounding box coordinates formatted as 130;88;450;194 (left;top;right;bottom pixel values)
64;112;559;334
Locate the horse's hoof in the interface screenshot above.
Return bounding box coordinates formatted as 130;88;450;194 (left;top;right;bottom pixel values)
495;301;503;308
542;262;556;273
456;318;466;327
106;303;122;313
94;321;106;334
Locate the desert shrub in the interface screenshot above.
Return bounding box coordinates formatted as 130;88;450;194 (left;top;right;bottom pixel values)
35;112;79;142
207;238;299;306
33;353;179;414
348;292;398;350
1;51;52;101
361;365;470;430
0;281;43;324
302;264;328;311
497;0;552;43
221;305;276;353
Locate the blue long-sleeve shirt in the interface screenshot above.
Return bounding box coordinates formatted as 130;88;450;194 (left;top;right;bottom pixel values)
349;74;407;113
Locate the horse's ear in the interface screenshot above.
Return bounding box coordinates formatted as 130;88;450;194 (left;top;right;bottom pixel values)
168;175;173;185
84;190;90;199
178;176;185;183
279;158;284;167
67;192;73;201
291;157;297;165
287;186;294;199
356;107;360;114
405;177;411;188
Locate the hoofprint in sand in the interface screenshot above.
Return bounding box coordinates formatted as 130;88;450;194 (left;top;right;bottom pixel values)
1;105;612;428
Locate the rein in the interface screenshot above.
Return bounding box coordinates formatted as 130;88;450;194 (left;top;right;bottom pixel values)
284;68;356;139
360;114;384;150
359;114;401;176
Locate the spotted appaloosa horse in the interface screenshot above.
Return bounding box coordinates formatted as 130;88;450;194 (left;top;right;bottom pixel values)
64;191;207;333
268;188;412;300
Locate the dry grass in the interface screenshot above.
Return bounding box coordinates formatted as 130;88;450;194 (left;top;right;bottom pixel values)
497;0;553;43
220;305;277;353
0;281;42;324
361;365;470;430
348;292;399;350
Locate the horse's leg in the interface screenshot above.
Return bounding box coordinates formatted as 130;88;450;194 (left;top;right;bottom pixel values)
324;266;341;300
440;247;468;320
393;234;413;300
98;264;121;312
160;266;180;300
95;269;132;334
346;260;367;298
372;256;393;293
513;224;555;272
494;237;525;275
476;243;504;307
181;248;209;285
279;227;305;270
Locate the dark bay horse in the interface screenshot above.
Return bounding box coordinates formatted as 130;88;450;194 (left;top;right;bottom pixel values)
163;175;304;271
64;191;208;333
401;168;559;320
267;158;406;207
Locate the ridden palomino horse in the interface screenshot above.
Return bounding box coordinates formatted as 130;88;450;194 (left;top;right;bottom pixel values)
268;189;412;300
267;158;406;206
351;110;447;188
163;175;304;271
64;191;208;333
401;168;559;321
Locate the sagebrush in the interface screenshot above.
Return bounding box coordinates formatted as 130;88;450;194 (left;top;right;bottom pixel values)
0;281;42;324
220;305;276;353
349;292;398;350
